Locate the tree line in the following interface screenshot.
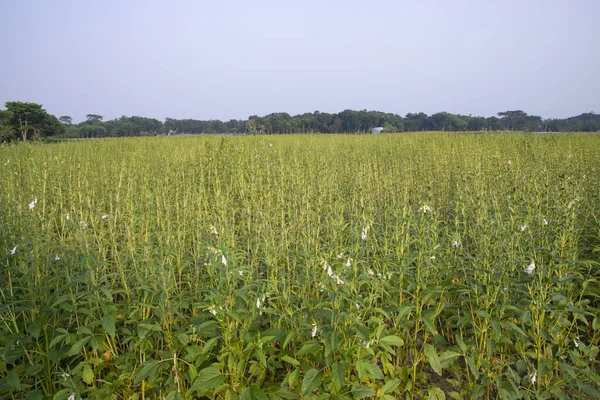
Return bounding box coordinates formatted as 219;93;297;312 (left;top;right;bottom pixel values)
1;101;599;141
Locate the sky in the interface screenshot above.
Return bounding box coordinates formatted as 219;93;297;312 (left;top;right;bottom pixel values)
1;0;598;123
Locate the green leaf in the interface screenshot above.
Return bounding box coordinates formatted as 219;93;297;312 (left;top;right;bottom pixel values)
240;385;269;400
356;360;384;380
52;388;77;400
49;330;68;348
191;366;225;392
439;351;462;366
379;335;405;347
381;378;401;394
273;387;299;400
28;322;42;339
351;384;375;399
288;367;300;387
422;314;437;334
165;390;185;400
581;384;600;398
428;386;446;400
466;355;480;379
194;320;220;338
297;341;320;356
202;337;219;355
82;364;94;385
250;385;268;400
189;363;198;381
5;371;21;391
281;355;300;366
331;361;347;389
25;390;43;400
66;336;91;357
134;360;160;384
423;344;442;376
301;368;323;396
255;348;267;368
102;314;116;339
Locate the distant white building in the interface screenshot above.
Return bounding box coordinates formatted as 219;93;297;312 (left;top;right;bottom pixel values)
371;127;384;134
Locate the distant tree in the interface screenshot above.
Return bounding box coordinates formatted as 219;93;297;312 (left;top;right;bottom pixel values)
0;109;15;141
40;115;66;137
5;102;48;141
247;119;258;135
382;123;400;133
59;116;73;125
79;124;107;138
497;110;528;131
405;112;432;131
86;114;103;124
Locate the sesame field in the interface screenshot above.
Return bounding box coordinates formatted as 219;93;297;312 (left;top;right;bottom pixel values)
1;133;599;400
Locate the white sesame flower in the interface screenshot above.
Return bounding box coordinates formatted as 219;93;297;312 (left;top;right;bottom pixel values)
210;226;218;235
238;270;244;276
68;394;75;400
419;204;431;213
10;246;17;255
543;219;548;225
324;264;333;277
361;225;369;240
311;324;317;338
376;272;383;278
355;303;360;310
507;160;511;165
368;269;375;276
54;255;60;261
221;255;227;266
430;256;436;260
332;274;344;285
337;252;344;259
520;224;527;232
345;258;352;267
525;261;536;275
452;240;460;249
574;339;580;348
256;298;262;309
29;200;36;209
209;305;217;315
80;221;88;229
102;215;108;219
66;214;70;220
269;143;273;147
530;372;536;385
362;340;372;349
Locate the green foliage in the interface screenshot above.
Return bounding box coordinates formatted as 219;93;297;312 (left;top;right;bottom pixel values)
2;102;64;141
0;133;599;398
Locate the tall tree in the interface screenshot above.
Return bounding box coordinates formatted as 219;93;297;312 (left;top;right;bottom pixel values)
59;116;73;125
497;110;528;131
5;102;47;141
86;114;103;124
0;109;14;141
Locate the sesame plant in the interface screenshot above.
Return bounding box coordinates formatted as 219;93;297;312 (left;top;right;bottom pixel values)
0;133;599;399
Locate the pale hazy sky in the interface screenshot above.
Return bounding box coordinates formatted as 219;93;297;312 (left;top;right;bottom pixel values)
1;0;598;122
